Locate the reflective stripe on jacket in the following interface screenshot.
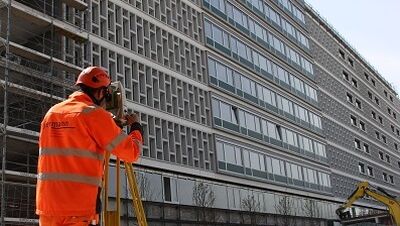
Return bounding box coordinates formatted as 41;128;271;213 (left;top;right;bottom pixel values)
36;91;142;216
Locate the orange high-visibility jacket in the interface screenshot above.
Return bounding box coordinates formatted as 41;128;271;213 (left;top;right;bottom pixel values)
36;91;142;216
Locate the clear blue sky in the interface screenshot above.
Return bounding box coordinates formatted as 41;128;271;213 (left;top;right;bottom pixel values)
305;0;400;93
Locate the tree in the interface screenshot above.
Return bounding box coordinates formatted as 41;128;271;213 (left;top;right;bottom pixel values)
302;199;320;226
275;196;296;226
192;182;215;208
136;172;158;201
241;193;261;224
241;194;261;212
192;182;215;223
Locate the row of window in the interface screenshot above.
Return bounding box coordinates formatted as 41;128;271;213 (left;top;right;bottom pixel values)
348;95;400;152
274;0;305;24
383;90;395;103
346;92;362;109
368;91;381;106
241;0;307;47
225;1;311;69
382;172;395;184
371;110;384;125
358;162;373;177
368;111;400;152
204;10;313;77
342;71;358;88
363;72;377;87
366;70;396;106
375;130;388;145
216;139;331;192
358;163;395;184
387;106;397;120
212;98;327;162
378;151;391;164
206;0;309;52
115;168;338;218
368;88;397;122
208;57;322;132
350;115;366;132
371;111;400;149
354;138;369;154
205;20;317;102
390;124;400;138
338;49;354;68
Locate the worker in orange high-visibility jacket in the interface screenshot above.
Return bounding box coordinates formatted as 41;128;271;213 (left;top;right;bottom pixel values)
36;66;143;226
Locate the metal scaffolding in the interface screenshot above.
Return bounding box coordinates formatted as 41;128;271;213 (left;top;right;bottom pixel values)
0;0;88;224
1;0;11;225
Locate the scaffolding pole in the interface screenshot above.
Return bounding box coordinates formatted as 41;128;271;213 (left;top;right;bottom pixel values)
1;0;12;225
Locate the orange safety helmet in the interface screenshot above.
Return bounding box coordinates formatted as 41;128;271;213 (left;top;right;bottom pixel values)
75;66;111;89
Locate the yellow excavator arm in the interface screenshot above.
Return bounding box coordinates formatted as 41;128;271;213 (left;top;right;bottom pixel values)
336;181;400;226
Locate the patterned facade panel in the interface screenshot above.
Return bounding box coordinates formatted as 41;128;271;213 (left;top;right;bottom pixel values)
136;111;215;170
92;0;203;42
89;1;207;83
89;42;211;126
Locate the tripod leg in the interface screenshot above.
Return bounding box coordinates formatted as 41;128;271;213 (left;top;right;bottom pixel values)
124;163;148;226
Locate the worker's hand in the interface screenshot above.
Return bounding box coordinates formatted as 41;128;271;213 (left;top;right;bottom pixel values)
126;113;143;137
124;113;140;126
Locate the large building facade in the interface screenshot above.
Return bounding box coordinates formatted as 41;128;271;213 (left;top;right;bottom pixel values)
0;0;399;225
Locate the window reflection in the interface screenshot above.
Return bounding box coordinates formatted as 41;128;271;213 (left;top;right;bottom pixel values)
215;138;331;191
208;57;322;132
124;168;336;219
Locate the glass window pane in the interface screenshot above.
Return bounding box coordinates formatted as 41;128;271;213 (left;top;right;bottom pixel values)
260;56;267;71
205;20;212;37
239;110;246;127
213;26;223;44
230;38;238;53
178;179;194;205
216;141;224;161
262;120;268;136
233;7;242;23
213;184;228;209
246;47;253;62
250;151;260;170
243;149;250;167
242;76;251;93
170;178;178;202
226;2;233;18
221;102;232;122
265;156;273;173
212;99;220;117
208;58;216;77
260;155;265;171
246;113;255;131
238;42;246;58
286;162;292;178
234;72;242;89
225;143;236;164
235;147;242;165
267;122;276;139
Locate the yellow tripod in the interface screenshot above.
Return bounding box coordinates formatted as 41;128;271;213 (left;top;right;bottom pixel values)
102;81;148;225
102;154;148;226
